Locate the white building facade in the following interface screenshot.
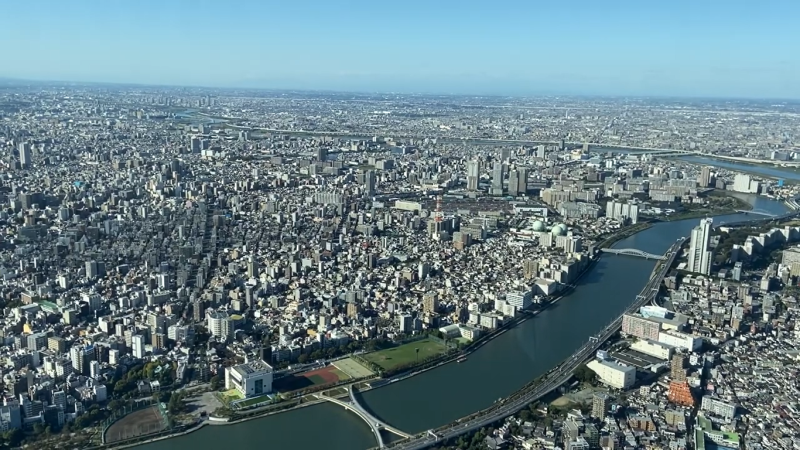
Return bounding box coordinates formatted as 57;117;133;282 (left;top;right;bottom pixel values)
225;359;274;398
587;359;636;390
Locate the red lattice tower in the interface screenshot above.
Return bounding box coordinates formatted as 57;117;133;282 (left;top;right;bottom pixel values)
434;195;443;223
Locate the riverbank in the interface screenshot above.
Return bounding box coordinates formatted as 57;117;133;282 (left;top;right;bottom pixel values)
648;192;753;223
596;222;653;248
358;256;599;392
125;255;601;449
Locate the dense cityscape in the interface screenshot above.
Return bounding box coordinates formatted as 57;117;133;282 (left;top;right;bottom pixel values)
0;82;800;450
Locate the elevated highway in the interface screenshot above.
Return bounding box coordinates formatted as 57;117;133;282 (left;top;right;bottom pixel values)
379;238;686;450
316;386;411;448
599;248;666;260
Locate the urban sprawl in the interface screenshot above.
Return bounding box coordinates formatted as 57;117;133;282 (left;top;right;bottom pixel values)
0;85;798;450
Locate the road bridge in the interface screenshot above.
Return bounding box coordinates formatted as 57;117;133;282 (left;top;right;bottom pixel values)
316;387;411;448
380;238;686;450
735;209;776;217
600;248;666;260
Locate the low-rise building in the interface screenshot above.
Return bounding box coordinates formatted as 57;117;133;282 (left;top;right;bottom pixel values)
630;339;675;360
225;359;273;398
586;359;636;390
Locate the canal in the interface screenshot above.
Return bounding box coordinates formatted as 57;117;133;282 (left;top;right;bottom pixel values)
138;194;792;450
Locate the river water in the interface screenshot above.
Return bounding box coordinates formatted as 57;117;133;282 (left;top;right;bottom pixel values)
138;167;794;450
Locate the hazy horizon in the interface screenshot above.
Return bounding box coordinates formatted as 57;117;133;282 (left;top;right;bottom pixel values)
2;0;799;99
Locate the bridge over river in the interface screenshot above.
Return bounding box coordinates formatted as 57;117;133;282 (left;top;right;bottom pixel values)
735;209;777;217
599;248;666;260
316;387;412;448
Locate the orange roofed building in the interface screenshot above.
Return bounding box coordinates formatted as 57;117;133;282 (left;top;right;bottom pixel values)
668;381;696;407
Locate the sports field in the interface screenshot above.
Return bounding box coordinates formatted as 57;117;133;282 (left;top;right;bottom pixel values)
305;366;350;385
274;365;351;392
334;357;374;378
104;406;167;444
362;338;447;371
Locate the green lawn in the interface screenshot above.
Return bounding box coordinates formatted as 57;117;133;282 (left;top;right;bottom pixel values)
215;389;243;406
362;339;447;371
234;394;273;409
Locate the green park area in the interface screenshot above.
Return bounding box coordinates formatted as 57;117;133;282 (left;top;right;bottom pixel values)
233;394;274;409
361;338;448;372
215;389;243;406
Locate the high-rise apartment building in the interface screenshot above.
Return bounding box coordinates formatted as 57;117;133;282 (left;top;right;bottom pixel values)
422;293;439;313
733;173;759;193
207;311;235;342
687;218;713;275
621;314;661;340
605;200;639;224
592;393;611;420
522;259;538;280
363;170;376;196
697;167;712;187
671;353;687;383
131;335;146;359
491;162;504;196
506;290;533;310
19;142;32;168
247;255;259;279
508;168;527;196
508;169;520;196
466;160;481;191
517;167;528;195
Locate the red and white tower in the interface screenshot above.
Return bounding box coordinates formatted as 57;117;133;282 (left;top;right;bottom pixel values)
434;195;443;224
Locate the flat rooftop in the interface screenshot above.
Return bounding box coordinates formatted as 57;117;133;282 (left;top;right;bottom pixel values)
233;359;273;377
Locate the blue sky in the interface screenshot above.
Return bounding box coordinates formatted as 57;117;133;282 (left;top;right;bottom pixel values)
1;0;798;98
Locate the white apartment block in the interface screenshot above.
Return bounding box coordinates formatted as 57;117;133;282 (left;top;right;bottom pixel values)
587;359;636;390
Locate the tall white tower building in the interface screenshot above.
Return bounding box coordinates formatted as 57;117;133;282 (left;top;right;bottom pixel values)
687;218;713;275
466;160;481;191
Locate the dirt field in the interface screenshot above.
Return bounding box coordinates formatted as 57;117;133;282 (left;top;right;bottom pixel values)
104;406;167;444
273;365;351;392
305;366;350;385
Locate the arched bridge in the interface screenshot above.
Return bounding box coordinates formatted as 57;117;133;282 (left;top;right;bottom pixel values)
735;209;776;217
600;248;666;260
316;387;411;447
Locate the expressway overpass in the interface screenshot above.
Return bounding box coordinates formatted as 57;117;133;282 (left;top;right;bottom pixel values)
380;238;686;450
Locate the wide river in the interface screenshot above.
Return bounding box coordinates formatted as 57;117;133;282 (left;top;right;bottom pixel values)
139;162;797;450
